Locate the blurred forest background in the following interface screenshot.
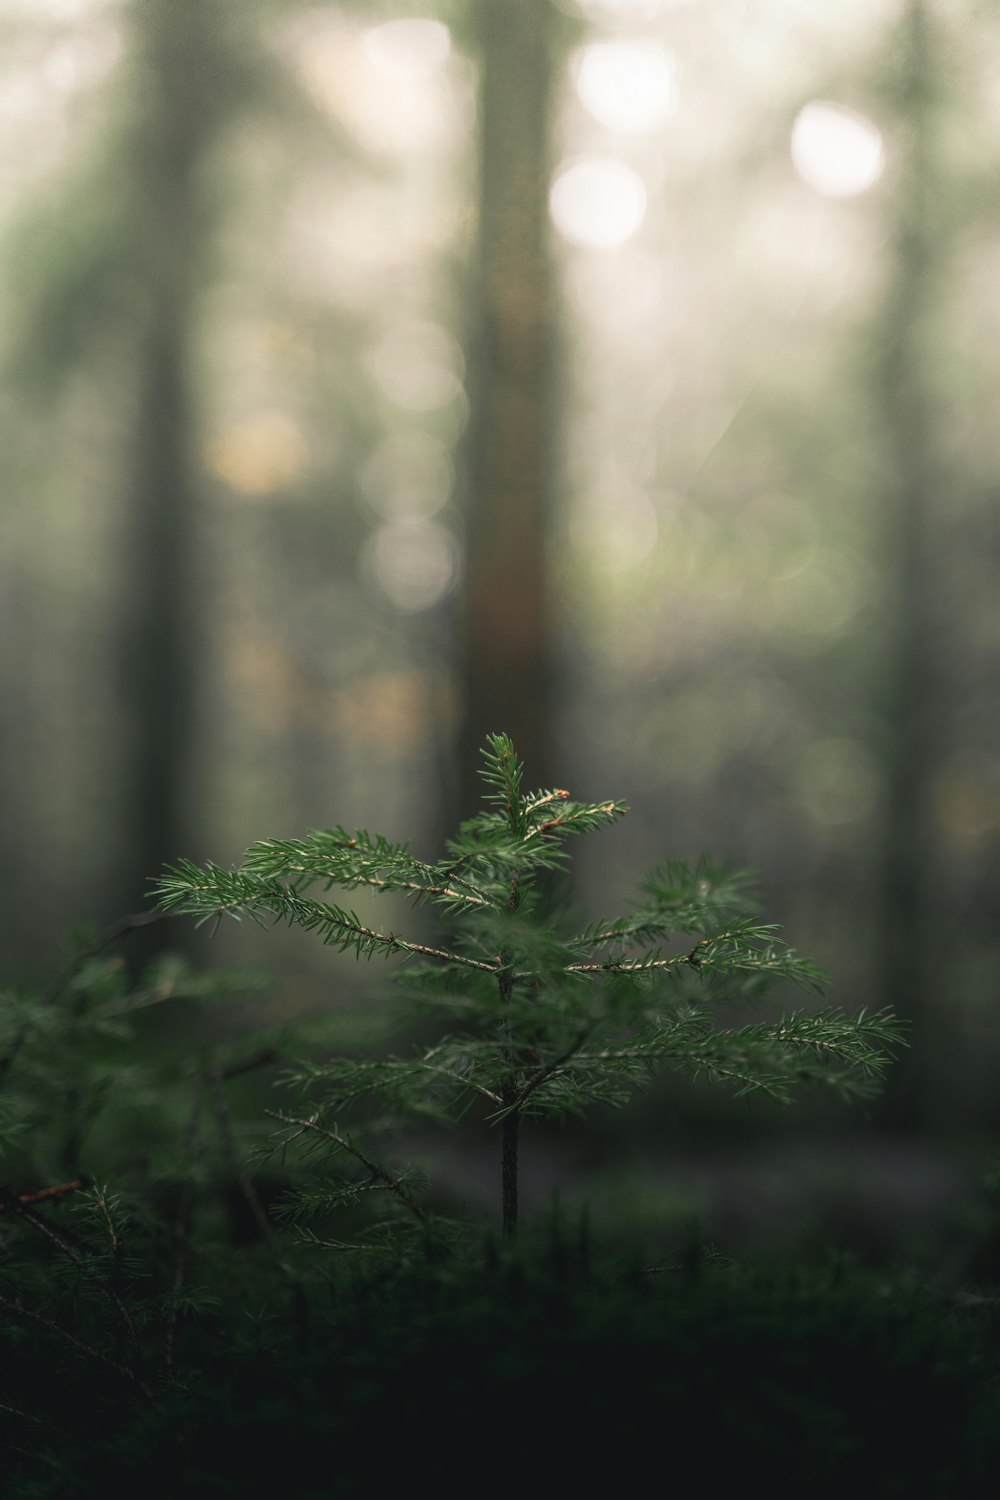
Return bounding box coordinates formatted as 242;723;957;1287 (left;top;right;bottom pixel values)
3;0;1000;1247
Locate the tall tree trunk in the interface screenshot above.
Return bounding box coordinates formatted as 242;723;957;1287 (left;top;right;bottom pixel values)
459;0;557;814
875;0;944;1130
113;0;235;935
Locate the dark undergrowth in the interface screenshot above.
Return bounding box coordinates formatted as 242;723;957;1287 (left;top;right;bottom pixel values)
5;1225;1000;1498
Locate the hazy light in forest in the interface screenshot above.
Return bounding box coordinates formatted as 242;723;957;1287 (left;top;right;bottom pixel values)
933;755;1000;851
791;102;884;197
549;158;647;250
4;0;103;17
747;491;819;581
0;72;50;123
287;14;456;156
795;737;878;827
573;42;676;135
41;24;122;91
332;670;447;752
568;0;674;20
284;177;463;301
361;432;453;520
0;23;120;123
366;321;465;412
574;489;658;572
568;246;665;334
362;518;459;611
773;553;872;651
361;18;451;82
204;411;309;497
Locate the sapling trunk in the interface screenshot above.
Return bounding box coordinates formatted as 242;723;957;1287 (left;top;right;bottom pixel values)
500;954;524;1236
499;869;522;1235
498;974;520;1235
501;1102;519;1237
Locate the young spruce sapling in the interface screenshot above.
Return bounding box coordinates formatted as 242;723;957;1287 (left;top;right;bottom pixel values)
156;734;906;1238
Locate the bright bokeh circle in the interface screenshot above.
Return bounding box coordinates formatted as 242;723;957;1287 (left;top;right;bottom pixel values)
549;157;648;249
791;102;885;198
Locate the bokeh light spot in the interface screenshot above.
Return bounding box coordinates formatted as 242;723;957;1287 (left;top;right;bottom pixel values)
362;18;451;82
41;25;122;92
286;14;455;157
366;321;465;411
361;519;460;611
573;42;676;136
933;755;1000;851
549;157;647;250
360;432;454;520
569;0;671;21
791;102;884;198
204;411;309;496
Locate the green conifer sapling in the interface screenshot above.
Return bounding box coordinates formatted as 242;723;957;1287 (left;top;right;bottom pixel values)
156;734;906;1237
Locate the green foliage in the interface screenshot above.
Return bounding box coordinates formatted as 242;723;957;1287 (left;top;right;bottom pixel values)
0;937;269;1179
157;733;907;1238
1;737;998;1499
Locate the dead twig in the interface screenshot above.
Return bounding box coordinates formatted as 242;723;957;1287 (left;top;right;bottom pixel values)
0;1177;91;1215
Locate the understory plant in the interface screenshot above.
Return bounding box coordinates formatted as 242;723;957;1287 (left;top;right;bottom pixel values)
157;733;906;1238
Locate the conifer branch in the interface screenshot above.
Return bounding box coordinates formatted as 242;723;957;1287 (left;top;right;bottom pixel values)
265;1110;426;1221
295;1230;395;1253
497;1028;594;1120
286;1048;504;1108
41;911;168;1005
156;864;500;972
0;1183;143;1370
0;911;168;1087
0;1293;157;1406
241;831;494;911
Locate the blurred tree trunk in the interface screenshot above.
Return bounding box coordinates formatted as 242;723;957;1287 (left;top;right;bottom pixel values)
459;0;558;814
112;0;239;934
874;0;946;1131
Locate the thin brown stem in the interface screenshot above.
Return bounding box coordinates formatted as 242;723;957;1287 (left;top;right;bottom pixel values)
501;1099;519;1237
217;1047;280;1082
285;866;492;909
165;1075;205;1376
207;1070;293;1276
499;868;522;1237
